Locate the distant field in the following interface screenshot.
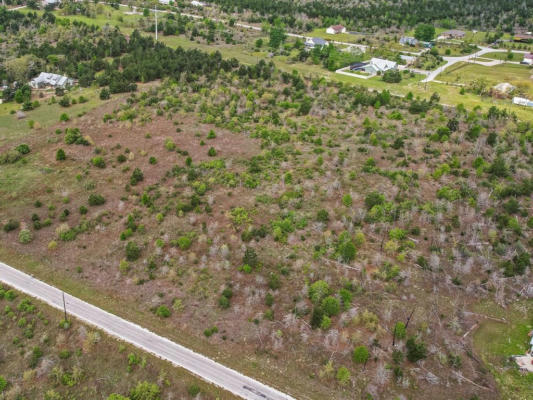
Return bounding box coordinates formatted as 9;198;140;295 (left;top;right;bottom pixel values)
437;62;533;96
473;301;533;400
483;51;528;61
309;28;364;44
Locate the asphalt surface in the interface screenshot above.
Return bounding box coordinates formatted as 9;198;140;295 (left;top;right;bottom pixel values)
0;261;295;400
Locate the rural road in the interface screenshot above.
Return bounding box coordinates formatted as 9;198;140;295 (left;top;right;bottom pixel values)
0;261;295;400
421;46;529;82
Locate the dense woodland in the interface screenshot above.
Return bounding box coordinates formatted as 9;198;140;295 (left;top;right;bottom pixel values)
211;0;533;32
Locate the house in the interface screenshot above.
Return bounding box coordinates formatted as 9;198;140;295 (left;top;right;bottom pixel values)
42;0;60;5
305;37;328;49
159;0;171;4
191;0;206;7
521;53;533;65
349;62;368;71
399;36;418;46
326;25;346;35
351;58;397;75
513;97;533;107
400;55;416;65
30;72;74;89
514;33;533;43
440;29;466;39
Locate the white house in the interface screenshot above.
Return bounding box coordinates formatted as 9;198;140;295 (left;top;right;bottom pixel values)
30;72;73;89
305;37;328;49
159;0;171;4
42;0;60;6
513;97;533;107
522;53;533;65
365;58;397;74
326;25;346;35
191;0;206;6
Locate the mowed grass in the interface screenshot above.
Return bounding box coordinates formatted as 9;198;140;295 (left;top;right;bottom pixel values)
0;86;101;146
308;28;364;43
436;62;533;96
483;51;529;61
473;301;533;400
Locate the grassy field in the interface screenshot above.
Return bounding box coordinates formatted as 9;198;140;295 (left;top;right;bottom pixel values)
483;51;528;61
0;284;236;399
0;87;101;147
473;301;533;400
436;62;533;96
309;28;364;44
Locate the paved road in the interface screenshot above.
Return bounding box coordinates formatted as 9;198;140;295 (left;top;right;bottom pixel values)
421;46;529;83
0;261;295;400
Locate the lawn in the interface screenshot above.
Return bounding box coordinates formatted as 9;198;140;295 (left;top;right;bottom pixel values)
309;28;364;44
483;51;528;61
473;301;533;400
436;62;533;96
0;86;102;147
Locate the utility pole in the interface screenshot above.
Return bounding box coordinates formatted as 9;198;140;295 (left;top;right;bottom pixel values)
155;5;158;42
62;292;68;322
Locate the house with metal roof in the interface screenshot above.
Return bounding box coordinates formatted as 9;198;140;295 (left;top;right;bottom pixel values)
326;25;346;35
30;72;74;89
305;37;328;49
399;36;418;46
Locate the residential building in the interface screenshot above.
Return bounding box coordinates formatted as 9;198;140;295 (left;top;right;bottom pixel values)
42;0;60;5
326;25;346;35
512;97;533;107
440;29;466;39
514;33;533;43
305;37;328;49
159;0;171;4
351;58;397;75
191;0;206;7
399;36;418;46
30;72;74;89
521;53;533;65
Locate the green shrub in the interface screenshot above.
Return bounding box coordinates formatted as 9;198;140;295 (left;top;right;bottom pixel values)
406;337;427;362
155;305;171;318
125;241;141;261
352;345;369;364
0;376;7;393
207;147;217;157
365;191;385;209
56;148;66;161
309;280;330;304
15;143;30;154
316;209;329;223
394;321;406;339
88;194;105;206
91;156;106;168
342;194;352;207
3;219;20;232
339;241;356;262
188;384;201;396
336;366;351;386
130;168;144;186
321;296;340;316
130;381;160;400
176;235;192;250
19;229;33;244
99;88;110;100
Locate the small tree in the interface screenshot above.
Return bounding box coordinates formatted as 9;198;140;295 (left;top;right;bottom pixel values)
155;305;171;318
321;296;340;316
336;367;351;386
352;345;370;364
406;337;427;362
125;241;141;261
56;148;66;161
130;168;144;186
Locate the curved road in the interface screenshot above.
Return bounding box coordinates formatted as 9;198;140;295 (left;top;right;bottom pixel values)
0;261;295;400
421;46;529;83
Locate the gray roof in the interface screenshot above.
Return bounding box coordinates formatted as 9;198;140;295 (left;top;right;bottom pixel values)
30;72;73;88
